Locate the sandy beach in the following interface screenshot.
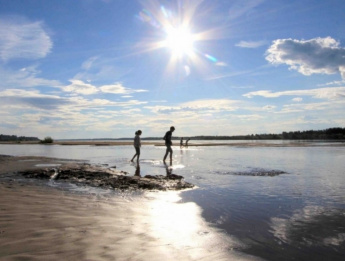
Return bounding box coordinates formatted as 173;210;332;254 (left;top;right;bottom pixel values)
0;155;258;261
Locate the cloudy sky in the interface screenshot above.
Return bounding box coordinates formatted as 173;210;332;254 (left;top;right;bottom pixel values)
1;0;345;139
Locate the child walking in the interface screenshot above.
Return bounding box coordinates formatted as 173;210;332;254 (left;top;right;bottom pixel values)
131;130;142;163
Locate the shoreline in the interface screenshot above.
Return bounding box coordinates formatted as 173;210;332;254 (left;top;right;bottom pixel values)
1;140;345;147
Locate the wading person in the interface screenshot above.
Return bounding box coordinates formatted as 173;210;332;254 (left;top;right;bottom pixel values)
131;130;142;163
163;126;175;163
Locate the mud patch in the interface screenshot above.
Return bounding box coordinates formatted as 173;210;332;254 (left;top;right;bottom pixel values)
216;168;286;177
18;163;194;191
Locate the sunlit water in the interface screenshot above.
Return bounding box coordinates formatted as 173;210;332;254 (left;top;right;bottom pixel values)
1;142;345;260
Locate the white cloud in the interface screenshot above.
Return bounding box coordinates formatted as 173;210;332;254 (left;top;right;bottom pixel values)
63;80;99;95
266;37;345;79
292;97;303;102
62;80;148;96
146;99;240;114
0;19;52;61
100;82;148;94
182;99;239;111
236;40;266;48
244;87;345;100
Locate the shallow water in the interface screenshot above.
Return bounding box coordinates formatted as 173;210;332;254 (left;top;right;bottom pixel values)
1;143;345;260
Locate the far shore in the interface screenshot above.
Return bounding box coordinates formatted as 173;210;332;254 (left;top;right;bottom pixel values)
1;140;344;147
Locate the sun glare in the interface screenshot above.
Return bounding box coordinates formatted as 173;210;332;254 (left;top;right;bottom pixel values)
136;1;221;77
164;26;195;57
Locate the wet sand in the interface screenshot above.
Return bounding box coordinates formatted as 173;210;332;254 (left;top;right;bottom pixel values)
0;156;259;261
0;155;80;175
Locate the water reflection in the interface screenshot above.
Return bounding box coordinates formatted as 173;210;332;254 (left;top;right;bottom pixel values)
164;162;173;176
271;206;345;248
134;163;141;177
144;192;254;260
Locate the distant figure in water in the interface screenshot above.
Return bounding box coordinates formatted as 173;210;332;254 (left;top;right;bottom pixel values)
131;130;142;163
163;126;175;163
180;137;184;148
185;138;190;147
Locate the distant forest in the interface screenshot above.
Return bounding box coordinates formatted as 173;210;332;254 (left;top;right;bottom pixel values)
0;134;40;142
141;127;345;140
185;127;345;140
2;127;345;142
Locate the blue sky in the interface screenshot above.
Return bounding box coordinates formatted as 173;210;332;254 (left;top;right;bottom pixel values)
1;0;345;139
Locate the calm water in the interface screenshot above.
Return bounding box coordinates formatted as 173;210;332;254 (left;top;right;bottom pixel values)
1;142;345;260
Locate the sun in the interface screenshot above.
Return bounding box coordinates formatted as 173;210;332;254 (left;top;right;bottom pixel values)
164;26;195;57
135;1;221;77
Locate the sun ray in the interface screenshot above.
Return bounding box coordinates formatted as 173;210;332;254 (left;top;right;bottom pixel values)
135;0;225;79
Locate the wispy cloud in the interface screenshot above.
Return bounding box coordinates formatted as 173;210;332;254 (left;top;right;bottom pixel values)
244;87;345;100
0;65;61;89
81;56;99;70
318;80;345;87
0;18;52;62
0;88;147;110
62;80;148;95
266;37;345;79
205;70;252;80
236;40;266;48
0;89;71;110
228;0;265;20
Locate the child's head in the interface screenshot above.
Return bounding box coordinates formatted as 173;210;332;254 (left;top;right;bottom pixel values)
137;130;142;135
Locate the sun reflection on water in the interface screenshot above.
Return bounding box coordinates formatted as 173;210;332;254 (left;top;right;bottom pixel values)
143;191;257;260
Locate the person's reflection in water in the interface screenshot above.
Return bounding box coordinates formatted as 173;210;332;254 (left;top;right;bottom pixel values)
164;162;172;177
134;163;141;177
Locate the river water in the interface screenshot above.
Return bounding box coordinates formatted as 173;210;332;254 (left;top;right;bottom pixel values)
1;141;345;260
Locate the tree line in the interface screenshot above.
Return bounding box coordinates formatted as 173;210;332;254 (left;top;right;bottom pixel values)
0;134;40;142
2;127;344;142
189;127;345;140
